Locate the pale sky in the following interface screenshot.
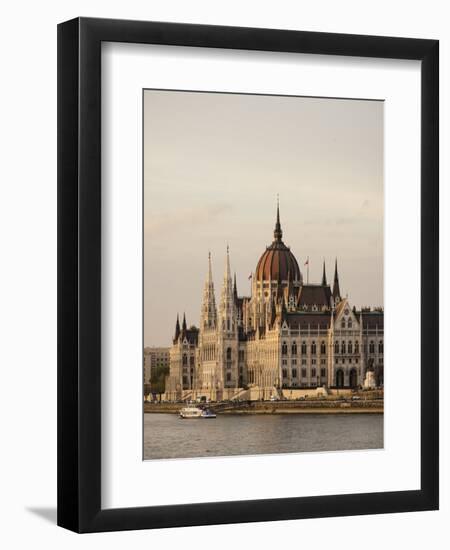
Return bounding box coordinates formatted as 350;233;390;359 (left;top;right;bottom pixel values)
144;90;383;347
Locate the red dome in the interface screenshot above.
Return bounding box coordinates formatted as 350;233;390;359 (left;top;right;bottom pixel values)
256;242;301;282
255;204;301;282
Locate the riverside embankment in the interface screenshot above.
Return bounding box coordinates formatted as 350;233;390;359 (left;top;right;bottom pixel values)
144;399;383;415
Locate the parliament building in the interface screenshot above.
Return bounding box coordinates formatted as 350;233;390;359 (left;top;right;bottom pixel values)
164;205;383;402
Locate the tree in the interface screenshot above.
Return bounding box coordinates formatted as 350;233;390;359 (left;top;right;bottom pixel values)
151;364;170;397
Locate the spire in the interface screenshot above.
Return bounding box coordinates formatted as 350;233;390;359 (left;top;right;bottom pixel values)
332;258;341;300
182;312;187;331
273;195;283;242
174;313;180;341
233;272;238;301
219;245;236;335
200;252;217;330
322;260;327;286
225;244;231;280
207;251;213;283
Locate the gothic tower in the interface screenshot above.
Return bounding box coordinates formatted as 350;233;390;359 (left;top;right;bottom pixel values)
197;253;218;396
200;252;217;330
217;246;239;393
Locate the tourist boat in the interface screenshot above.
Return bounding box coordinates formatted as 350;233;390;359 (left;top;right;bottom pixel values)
179;406;203;419
201;408;217;419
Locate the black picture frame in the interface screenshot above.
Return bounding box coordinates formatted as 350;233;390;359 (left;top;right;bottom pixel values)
57;17;439;533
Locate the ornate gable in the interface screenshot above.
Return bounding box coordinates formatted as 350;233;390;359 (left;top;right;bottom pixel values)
333;298;360;331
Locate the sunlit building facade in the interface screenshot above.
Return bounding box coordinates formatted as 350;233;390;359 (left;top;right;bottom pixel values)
164;205;383;401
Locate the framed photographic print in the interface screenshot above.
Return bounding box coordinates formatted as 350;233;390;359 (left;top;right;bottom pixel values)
57;17;439;532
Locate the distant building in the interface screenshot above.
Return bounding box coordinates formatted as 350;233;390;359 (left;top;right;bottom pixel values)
143;347;170;385
163;204;384;401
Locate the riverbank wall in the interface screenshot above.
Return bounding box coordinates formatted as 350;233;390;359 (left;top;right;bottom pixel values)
144;400;383;415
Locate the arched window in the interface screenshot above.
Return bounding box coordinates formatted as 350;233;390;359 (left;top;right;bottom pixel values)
311;368;316;377
226;347;232;360
348;319;352;328
341;341;346;354
369;341;375;354
355;341;360;354
292;342;297;355
320;341;326;354
292;369;297;379
334;341;339;354
311;341;316;355
182;354;187;366
379;340;384;353
348;341;353;354
301;341;307;355
282;342;288;355
341;319;346;329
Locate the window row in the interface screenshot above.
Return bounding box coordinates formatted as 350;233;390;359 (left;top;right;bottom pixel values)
282;358;326;365
334;341;360;354
282;368;327;379
282;341;327;355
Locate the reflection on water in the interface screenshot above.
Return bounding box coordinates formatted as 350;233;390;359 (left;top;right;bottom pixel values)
144;413;383;460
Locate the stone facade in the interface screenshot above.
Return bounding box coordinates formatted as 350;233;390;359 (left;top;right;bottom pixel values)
164;206;383;401
143;346;170;385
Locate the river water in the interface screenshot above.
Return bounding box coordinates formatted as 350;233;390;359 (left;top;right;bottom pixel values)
144;413;383;460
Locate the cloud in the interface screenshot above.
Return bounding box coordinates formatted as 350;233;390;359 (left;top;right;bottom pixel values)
145;202;233;235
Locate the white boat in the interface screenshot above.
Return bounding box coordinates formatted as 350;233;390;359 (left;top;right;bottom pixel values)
179;406;202;419
201;409;217;419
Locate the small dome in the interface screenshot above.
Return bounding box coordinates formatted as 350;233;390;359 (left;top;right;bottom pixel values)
255;203;301;283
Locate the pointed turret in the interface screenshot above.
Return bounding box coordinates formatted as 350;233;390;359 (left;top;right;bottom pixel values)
225;244;231;279
322;260;327;286
219;245;236;335
182;312;187;332
333;258;341;301
174;313;180;342
273;196;283;242
200;252;217;330
233;272;238;302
